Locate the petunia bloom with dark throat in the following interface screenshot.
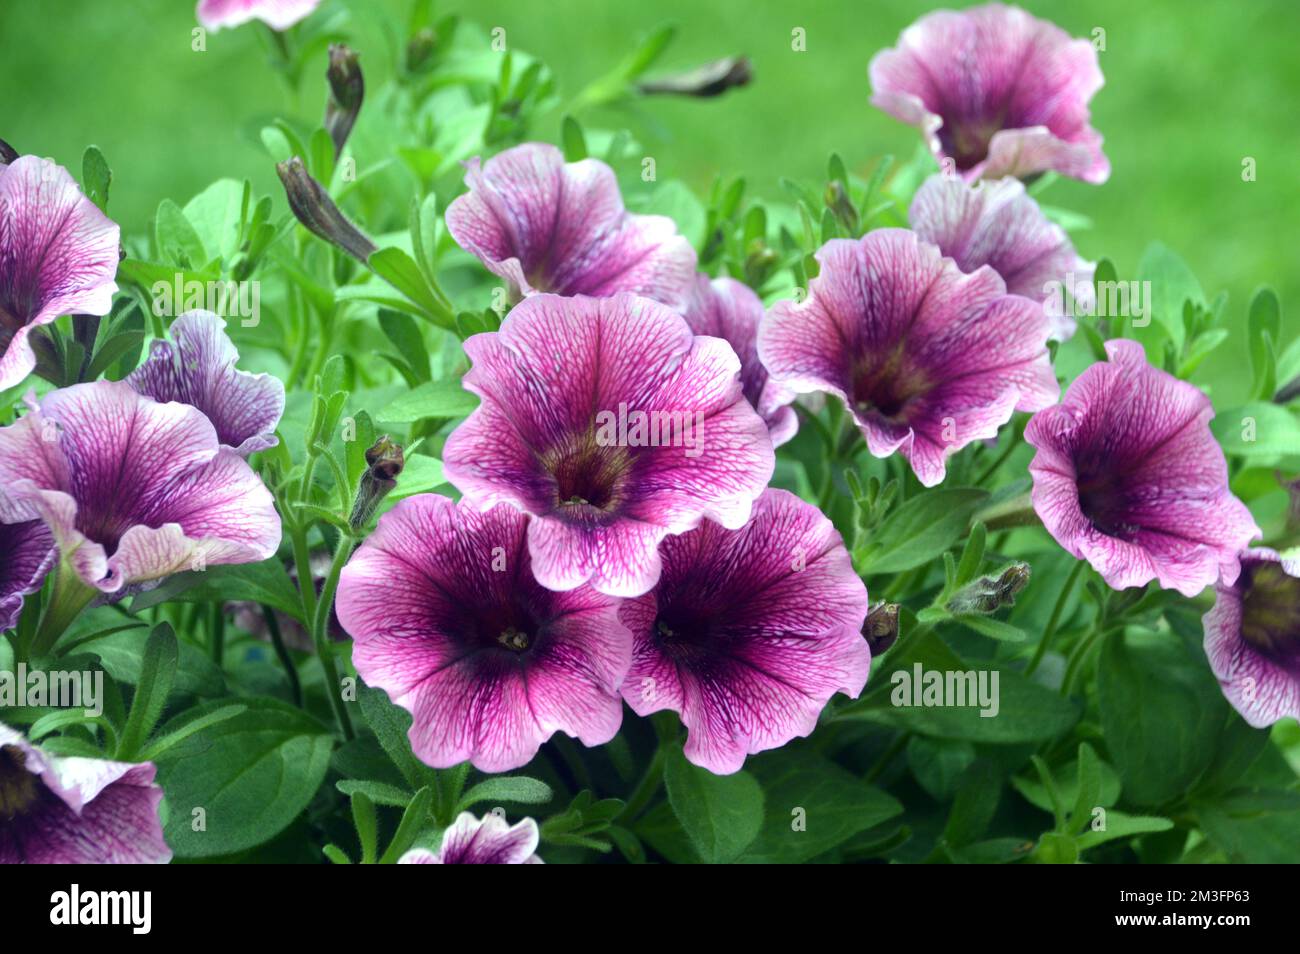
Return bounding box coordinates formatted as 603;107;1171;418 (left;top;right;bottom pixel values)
1026;339;1259;596
869;3;1109;183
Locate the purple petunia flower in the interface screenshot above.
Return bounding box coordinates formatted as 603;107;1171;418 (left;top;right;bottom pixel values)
0;722;171;864
442;292;775;597
196;0;319;31
445;142;697;308
909;174;1094;341
682;274;797;447
336;495;632;774
0;380;281;595
0;156;120;392
619;489;872;775
869;3;1109;183
1026;339;1260;596
127;311;284;456
1204;549;1300;728
758;229;1057;487
399;813;544;864
0;514;55;631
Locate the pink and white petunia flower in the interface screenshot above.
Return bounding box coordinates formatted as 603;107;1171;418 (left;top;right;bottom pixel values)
0;156;119;391
399;813;544;864
0;514;55;631
1204;549;1300;728
445;142;697;308
1026;339;1260;597
620;489;871;775
127;311;284;456
442;292;775;597
758;229;1057;487
869;3;1109;183
682;274;797;447
0;380;281;594
909;174;1093;341
196;0;319;32
336;495;632;774
0;722;171;864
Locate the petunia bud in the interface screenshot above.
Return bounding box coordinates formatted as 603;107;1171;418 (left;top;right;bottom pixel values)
349;435;404;530
276;156;377;262
325;44;364;158
946;562;1031;615
637;56;753;98
862;602;900;655
0;137;18;165
406;28;437;73
825;180;859;234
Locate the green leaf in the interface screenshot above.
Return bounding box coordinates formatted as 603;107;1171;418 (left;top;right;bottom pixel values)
376;379;478;423
79;624;225;698
740;751;901;863
949;613;1027;642
367;247;450;326
1212;402;1300;465
1075;811;1174;851
351;790;379;864
663;744;764;863
561;115;588;161
82;145;111;213
115;623;178;759
137;704;247;761
358;683;432;789
390;454;445;498
855;488;989;574
1247;287;1281;399
130;559;305;623
458;776;555;812
183;179;245;262
345;409;377;488
335;779;414;808
155;198;207;269
154;697;333;858
1137;242;1203;352
907;736;975;800
378;310;431;383
379;786;434;863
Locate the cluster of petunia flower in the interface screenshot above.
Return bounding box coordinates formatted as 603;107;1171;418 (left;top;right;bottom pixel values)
1;0;1295;865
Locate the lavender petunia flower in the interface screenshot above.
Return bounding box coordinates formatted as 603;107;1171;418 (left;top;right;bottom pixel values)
0;380;281;594
1204;549;1300;727
0;722;170;864
909;174;1094;341
443;292;774;597
682;274;797;447
620;489;871;775
127;311;284;456
758;229;1057;487
336;495;632;774
399;813;544;864
0;514;55;631
196;0;319;31
869;3;1109;183
445;143;697;308
1026;339;1260;596
0;156;120;391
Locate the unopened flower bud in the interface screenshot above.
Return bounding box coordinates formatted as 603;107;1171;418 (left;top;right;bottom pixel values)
349;436;404;530
862;602;900;655
946;562;1031;615
277;157;377;262
325;44;364;157
637;56;753;98
406;28;437;73
825;180;858;234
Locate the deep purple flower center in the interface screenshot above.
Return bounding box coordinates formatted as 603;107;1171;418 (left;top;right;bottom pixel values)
654;604;719;653
0;299;31;355
546;439;631;523
938;117;1005;172
0;745;40;820
851;349;930;422
462;598;539;655
1240;562;1300;673
1074;469;1141;541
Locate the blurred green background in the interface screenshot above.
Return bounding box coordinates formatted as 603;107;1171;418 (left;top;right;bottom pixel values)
3;0;1296;402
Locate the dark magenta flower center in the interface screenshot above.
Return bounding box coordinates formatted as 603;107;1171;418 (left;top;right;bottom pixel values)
1240;562;1300;673
547;438;631;523
464;598;539;655
654;604;719;653
0;299;32;356
851;349;930;422
0;745;40;820
1075;468;1141;541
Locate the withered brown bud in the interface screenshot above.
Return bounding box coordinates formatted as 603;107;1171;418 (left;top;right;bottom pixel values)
638;56;753;98
946;562;1031;615
325;44;364;158
863;602;900;655
276;156;377;262
350;436;405;530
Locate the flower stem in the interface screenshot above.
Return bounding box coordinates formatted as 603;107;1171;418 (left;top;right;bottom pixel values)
262;604;302;707
1025;560;1086;676
26;561;96;660
618;745;666;824
313;534;355;740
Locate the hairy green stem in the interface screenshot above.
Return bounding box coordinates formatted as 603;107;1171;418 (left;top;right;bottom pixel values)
1025;560;1086;676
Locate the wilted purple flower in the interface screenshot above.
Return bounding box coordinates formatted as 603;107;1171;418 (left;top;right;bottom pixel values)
445;143;697;308
0;156;119;391
869;3;1109;183
683;274;797;447
909;174;1093;341
443;293;774;597
196;0;319;31
0;515;55;630
620;489;871;775
1204;549;1300;727
0;380;281;595
758;229;1057;487
399;812;544;864
0;722;170;864
336;495;632;774
127;310;284;456
1026;339;1260;596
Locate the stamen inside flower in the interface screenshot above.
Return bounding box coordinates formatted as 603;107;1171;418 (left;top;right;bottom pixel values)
939;117;1004;171
497;626;531;652
546;438;631;521
466;600;538;655
1240;563;1300;670
654;606;716;651
0;745;40;820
